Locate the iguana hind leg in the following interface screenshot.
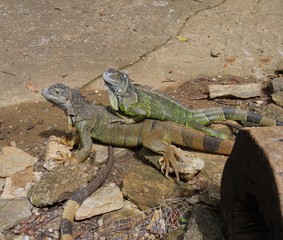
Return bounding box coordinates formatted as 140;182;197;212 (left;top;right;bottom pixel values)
186;120;229;140
142;131;183;181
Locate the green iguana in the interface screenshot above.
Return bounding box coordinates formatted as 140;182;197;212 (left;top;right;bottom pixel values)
41;83;233;177
102;68;283;139
42;83;234;239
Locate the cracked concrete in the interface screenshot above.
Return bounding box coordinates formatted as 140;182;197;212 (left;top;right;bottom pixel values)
0;0;282;107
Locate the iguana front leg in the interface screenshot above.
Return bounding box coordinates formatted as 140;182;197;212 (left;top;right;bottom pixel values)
71;128;93;163
46;131;81;166
111;111;146;124
111;107;147;124
142;131;183;181
56;127;93;163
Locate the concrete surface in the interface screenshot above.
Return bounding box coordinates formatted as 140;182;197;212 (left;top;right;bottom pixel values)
0;0;282;107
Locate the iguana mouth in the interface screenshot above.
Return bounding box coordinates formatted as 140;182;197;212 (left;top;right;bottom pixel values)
103;79;115;91
103;72;120;95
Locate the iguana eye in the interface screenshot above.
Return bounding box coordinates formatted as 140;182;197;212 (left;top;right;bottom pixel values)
54;88;61;94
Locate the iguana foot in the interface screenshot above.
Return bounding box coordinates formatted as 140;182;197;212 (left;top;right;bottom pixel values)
49;135;74;147
52;153;82;165
110;118;138;124
44;156;78;171
158;145;184;182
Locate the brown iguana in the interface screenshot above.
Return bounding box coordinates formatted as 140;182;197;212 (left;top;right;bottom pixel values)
41;83;234;239
102;68;283;139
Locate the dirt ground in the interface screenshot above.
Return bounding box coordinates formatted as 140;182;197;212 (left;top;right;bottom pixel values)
0;75;279;239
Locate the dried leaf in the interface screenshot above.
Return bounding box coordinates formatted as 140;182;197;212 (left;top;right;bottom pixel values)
25;82;39;93
175;36;189;42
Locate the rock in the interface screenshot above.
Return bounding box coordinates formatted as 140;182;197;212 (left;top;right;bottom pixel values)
0;198;33;231
28;142;118;207
95;201;145;239
28;161;97;207
221;127;283;239
0;146;38;177
162;227;186;240
91;144;130;164
271;91;283;107
99;200;144;226
270;77;283;93
76;183;124;220
183;208;225;240
199;152;227;188
0;178;5;191
209;83;262;99
188;195;200;205
121;161;194;208
199;184;220;207
262;103;283;121
1;167;36;199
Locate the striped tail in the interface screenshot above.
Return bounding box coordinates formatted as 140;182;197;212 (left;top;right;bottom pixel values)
180;129;234;155
61;146;114;240
191;107;283;126
163;122;235;155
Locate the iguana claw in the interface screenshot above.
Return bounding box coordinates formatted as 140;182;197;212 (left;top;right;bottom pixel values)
158;145;183;182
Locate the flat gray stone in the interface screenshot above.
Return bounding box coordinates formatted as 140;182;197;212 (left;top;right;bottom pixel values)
209;83;262;99
270;77;283;93
271;91;283;107
262;103;283;121
0;198;33;231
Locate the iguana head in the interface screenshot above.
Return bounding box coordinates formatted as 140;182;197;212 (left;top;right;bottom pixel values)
102;68;134;110
42;83;96;121
41;83;78;116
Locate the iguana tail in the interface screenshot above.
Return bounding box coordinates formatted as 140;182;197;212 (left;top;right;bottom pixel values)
191;107;283;126
175;124;234;155
61;146;114;240
143;121;235;157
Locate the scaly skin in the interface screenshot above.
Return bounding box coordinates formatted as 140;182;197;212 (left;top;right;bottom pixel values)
42;83;234;239
41;83;234;172
60;146;114;240
102;68;283;139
